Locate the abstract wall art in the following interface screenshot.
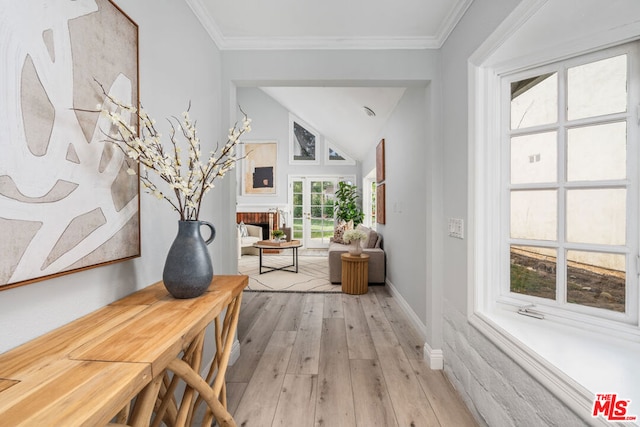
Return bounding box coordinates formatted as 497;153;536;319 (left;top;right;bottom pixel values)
0;0;140;290
242;141;278;195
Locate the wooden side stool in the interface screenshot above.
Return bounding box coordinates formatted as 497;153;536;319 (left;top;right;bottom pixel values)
341;253;370;295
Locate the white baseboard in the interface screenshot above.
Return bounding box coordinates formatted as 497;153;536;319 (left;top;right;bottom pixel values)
424;342;444;370
384;278;427;337
385;278;443;369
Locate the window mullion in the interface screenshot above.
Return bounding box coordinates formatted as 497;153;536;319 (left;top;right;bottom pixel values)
556;64;568;308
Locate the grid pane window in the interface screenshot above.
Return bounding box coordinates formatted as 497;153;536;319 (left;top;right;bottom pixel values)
510;245;557;300
371;180;377;228
510;190;557;241
566;189;626;245
510;132;557;184
510;73;558;129
567;122;627;181
292;180;303;239
507;49;633;316
567;250;625;312
567;54;627;120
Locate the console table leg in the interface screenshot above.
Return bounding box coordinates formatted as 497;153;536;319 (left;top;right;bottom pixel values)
129;374;163;427
212;293;242;396
167;358;237;427
176;330;206;426
114;403;130;425
196;292;243;426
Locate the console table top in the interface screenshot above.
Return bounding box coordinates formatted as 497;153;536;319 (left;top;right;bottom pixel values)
0;275;247;426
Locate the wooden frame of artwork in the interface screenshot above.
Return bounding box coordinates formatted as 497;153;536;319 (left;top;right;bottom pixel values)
0;0;140;291
289;114;320;165
376;183;386;224
242;141;278;196
376;139;385;183
376;139;386;224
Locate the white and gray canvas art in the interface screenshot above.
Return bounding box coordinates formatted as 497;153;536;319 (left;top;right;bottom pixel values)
0;0;140;288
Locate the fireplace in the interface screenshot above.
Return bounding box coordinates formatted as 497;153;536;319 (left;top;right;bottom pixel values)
236;212;279;240
251;223;270;240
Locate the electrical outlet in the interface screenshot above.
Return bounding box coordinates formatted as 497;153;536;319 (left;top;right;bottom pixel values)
448;218;464;239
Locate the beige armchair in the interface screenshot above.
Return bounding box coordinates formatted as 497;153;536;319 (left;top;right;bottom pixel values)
237;224;263;259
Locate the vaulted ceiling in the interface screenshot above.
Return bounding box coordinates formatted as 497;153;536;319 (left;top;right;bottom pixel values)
185;0;473;160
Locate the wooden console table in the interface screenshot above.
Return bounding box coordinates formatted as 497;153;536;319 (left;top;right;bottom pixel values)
0;275;248;426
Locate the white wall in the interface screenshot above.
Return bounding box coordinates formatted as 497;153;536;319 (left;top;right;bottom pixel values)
0;0;224;353
235;87;360;209
440;0;523;315
374;87;429;326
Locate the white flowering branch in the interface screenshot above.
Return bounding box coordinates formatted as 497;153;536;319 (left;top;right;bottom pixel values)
343;229;368;243
93;81;251;221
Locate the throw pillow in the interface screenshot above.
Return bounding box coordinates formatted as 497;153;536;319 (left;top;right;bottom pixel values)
367;230;379;248
356;224;371;248
333;220;348;244
238;222;248;237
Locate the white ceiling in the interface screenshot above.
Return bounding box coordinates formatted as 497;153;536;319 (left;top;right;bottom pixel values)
185;0;472;161
261;87;407;160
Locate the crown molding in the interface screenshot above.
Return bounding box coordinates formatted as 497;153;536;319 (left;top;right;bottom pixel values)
186;0;472;51
184;0;226;47
434;0;474;47
217;35;441;51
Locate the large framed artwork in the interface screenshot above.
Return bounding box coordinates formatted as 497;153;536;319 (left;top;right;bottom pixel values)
242;141;278;195
376;183;386;225
376;139;385;183
289;114;320;165
375;139;386;224
0;0;140;290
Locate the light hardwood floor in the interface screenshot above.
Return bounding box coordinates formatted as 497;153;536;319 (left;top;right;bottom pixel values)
225;287;478;427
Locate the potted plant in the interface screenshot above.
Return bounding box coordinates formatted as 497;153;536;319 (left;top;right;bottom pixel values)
96;82;251;298
334;181;364;226
271;229;285;242
343;228;368;256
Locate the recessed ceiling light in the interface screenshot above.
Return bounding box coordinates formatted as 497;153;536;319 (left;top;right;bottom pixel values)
363;106;376;117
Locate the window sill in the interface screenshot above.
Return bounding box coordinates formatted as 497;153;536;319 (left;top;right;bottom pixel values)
469;308;640;424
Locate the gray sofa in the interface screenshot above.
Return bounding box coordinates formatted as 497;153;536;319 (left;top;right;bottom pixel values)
328;224;385;284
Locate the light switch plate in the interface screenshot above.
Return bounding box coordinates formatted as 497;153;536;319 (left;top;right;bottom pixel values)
448;218;464;239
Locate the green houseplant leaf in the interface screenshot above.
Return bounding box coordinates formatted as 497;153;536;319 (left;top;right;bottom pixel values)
334;181;364;226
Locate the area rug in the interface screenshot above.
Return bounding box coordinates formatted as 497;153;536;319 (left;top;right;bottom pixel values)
238;254;341;293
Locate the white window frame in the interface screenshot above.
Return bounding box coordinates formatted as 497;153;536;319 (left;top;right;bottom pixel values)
498;43;640;328
474;41;640;342
326;140;356;165
289;114;320;165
